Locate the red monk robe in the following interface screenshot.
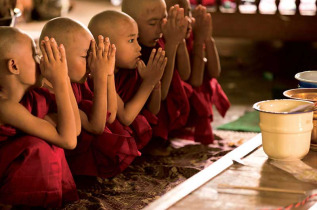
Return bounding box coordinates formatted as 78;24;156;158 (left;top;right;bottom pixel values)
140;39;192;141
0;88;78;207
114;68;158;149
66;82;140;178
172;33;231;144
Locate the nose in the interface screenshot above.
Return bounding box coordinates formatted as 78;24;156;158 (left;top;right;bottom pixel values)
136;42;141;52
156;23;162;36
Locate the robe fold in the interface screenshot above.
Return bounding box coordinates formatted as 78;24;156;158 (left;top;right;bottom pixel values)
66;82;140;178
0;88;78;207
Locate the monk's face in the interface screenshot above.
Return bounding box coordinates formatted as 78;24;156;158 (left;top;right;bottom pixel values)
114;20;142;69
17;34;42;87
136;0;167;47
64;29;92;83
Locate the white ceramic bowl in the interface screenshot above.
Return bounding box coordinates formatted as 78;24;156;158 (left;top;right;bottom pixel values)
253;99;314;161
295;71;317;88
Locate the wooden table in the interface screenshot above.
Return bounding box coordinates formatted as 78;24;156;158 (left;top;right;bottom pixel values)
145;134;317;209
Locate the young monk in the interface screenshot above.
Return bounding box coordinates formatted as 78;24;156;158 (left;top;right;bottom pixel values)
122;0;193;146
40;17;140;178
165;0;231;144
0;27;78;207
88;10;167;150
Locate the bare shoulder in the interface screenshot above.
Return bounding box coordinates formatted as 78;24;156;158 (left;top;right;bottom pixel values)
0;99;31;125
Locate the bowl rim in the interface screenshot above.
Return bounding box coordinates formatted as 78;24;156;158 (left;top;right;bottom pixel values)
295;71;317;84
283;88;317;102
253;99;314;114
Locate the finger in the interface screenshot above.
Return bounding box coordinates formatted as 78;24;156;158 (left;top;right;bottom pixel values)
88;51;93;66
40;41;49;63
39;57;45;74
110;44;116;58
168;6;176;27
153;48;163;65
147;48;156;67
50;38;61;61
161;57;168;71
59;44;66;63
43;36;54;62
161;18;167;31
201;5;207;14
104;37;110;57
97;35;104;57
90;39;97;57
137;60;145;73
158;50;166;66
176;8;184;23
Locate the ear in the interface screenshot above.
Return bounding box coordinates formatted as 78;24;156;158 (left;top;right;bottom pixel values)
7;59;20;75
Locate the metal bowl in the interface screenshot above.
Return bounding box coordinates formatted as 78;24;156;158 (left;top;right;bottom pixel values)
283;88;317;102
295;71;317;88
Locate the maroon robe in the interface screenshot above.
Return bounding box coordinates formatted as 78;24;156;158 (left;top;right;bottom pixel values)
66;82;140;178
0;88;78;207
172;33;230;144
140;39;192;141
114;69;158;149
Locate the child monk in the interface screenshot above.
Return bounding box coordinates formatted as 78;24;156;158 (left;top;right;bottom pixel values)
122;0;193;148
88;10;167;150
165;0;231;144
0;27;78;207
40;17;140;178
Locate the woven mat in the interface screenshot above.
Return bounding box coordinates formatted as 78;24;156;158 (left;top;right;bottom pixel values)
61;131;258;210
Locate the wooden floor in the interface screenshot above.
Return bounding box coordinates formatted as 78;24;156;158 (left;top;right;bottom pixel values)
162;135;317;209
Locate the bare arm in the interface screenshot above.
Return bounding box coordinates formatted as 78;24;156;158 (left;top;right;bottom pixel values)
44;80;81;136
116;49;167;126
205;37;221;78
106;74;117;124
161;42;178;100
81;36;116;134
176;39;191;81
189;39;205;87
146;82;161;115
161;5;188;100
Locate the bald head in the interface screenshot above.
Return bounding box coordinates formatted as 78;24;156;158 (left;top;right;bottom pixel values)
40;17;92;49
122;0;166;20
0;26;31;59
88;10;135;41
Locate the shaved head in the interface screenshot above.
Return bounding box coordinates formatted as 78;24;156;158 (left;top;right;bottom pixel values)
0;27;26;58
88;10;135;41
40;17;92;49
122;0;166;47
122;0;166;21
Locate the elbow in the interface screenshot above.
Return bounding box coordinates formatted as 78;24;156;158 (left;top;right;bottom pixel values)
190;79;203;88
107;109;117;124
87;124;105;135
107;113;116;124
209;71;221;78
119;115;133;126
208;66;221;78
180;72;191;81
152;107;160;115
161;90;168;101
91;126;105;135
122;118;133;126
64;138;77;150
76;126;81;136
